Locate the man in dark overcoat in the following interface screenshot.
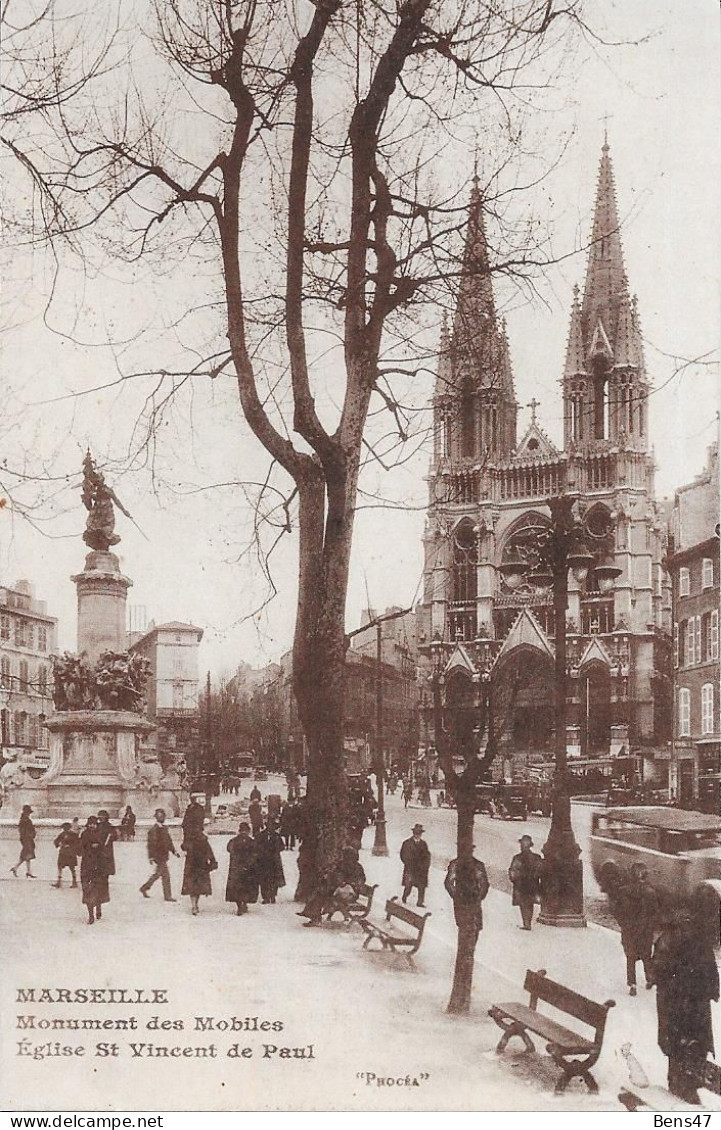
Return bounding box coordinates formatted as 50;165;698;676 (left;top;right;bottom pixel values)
182;795;206;842
444;851;489;946
400;823;431;906
653;907;720;1103
612;862;659;995
226;823;259;915
508;834;542;931
140;808;179;901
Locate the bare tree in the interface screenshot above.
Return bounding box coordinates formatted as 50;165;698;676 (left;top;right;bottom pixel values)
3;0;591;916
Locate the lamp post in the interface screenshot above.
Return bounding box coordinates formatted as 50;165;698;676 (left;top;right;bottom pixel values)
499;495;620;926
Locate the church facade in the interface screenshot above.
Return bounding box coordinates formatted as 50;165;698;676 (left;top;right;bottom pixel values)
417;142;672;782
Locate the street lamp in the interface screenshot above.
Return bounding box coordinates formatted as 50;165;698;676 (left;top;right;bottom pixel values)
498;494;621;927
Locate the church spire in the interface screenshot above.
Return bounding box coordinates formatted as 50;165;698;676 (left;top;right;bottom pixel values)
564;284;586;377
580;138;627;352
454;174;497;340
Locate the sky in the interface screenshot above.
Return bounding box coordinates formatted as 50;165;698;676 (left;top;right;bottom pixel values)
1;0;719;680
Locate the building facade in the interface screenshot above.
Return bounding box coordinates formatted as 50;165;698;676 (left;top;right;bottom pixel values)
417;141;672;781
0;580;57;772
129;620;203;771
667;444;720;811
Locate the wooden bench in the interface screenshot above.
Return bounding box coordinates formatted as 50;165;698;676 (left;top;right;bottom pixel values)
489;968;615;1094
619;1059;721;1111
325;883;377;925
360;896;431;964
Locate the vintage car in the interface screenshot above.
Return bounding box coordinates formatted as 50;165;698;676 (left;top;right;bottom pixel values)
590;806;721;908
474;783;529;820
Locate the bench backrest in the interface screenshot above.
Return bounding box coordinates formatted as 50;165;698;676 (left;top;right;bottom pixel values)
357;883;376;907
385;898;428;930
524;968;615;1036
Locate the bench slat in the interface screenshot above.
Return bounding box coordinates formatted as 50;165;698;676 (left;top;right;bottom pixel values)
524;970;610;1029
386;899;429;928
492;1002;593;1052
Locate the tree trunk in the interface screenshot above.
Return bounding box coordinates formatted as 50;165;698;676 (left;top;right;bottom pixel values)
446;790;478;1015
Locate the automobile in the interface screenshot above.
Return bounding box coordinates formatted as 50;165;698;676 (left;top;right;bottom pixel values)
590;806;721;910
475;783;529;820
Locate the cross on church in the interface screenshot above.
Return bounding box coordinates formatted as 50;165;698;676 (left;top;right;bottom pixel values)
527;397;541;425
600;111;614;146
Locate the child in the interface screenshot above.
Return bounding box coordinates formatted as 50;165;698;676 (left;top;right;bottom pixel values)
52;822;80;888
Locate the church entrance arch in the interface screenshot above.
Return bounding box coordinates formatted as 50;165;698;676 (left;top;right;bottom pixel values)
492;644;555;766
578;660;612;756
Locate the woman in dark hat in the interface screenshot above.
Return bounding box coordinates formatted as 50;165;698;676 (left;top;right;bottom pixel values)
181;825;217;915
226;823;259;914
10;805;36;878
79;816;108;925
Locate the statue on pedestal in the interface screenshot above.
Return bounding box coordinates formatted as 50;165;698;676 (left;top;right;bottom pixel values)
96;651;151;713
81;451;133;551
51;652;97;710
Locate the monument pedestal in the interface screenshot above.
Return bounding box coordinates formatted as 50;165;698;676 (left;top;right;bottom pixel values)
72;552;132;664
10;711;168;820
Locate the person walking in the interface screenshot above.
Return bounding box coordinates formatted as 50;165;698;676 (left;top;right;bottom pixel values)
653;906;720;1103
79;816;108;925
249;785;262;803
248;797;264;837
402;780;413;809
508;835;542;931
182;794;206;842
255;820;285;904
120;805;136;842
610;863;659;995
140;808;179;901
400;823;431;906
52;822;80;888
225;823;259;915
96;809;118;879
444;850;489;947
181;829;217;916
10;805;36;878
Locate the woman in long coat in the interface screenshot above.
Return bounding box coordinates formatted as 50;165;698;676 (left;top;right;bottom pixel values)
181;831;217;915
255;822;285;904
226;823;259;914
10;805;36;878
80;816;108;925
653;907;720;1103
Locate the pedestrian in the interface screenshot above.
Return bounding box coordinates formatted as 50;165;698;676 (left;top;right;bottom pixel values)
279;802;295;850
120;805;136;842
402;780;413;809
400;823;431;906
79;816;107;925
611;863;659;996
255;821;285;904
182;794;206;842
181;829;217;916
96;810;118;890
248;797;264;836
140;808;179;901
52;822;80;888
249;785;261;803
444;850;489;946
225;823;259;915
653;906;720;1103
508;834;542;931
10;805;36;878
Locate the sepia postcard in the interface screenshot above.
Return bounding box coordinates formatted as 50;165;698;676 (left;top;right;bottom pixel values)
1;0;719;1116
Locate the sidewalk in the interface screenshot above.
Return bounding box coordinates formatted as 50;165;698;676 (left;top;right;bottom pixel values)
5;832;714;1113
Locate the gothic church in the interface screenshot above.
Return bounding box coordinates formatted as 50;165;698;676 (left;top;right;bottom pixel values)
418;141;672;776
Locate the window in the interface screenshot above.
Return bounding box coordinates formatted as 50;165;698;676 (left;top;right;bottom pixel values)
701;684;714;735
25;622;34;650
18;660;29;692
14;711;28;745
678;688;691;737
679;567;690;597
172;683;184;710
695;616;702;665
14;619;25;648
686;619;696;665
37;625;48;652
710;610;719;662
702;558;714;589
37;666;48;695
27;714;38;748
0;656;9;688
0;613;9;641
678;620;686;667
673;623;679;668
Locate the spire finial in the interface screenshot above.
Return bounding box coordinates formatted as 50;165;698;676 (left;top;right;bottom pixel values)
527;397;540;425
601;112;612;151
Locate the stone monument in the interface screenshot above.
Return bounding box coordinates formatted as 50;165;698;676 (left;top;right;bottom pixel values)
0;453;187;819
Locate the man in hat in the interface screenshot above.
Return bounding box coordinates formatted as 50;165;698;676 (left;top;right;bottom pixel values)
400;823;431;907
140;809;179;901
508;834;542;930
